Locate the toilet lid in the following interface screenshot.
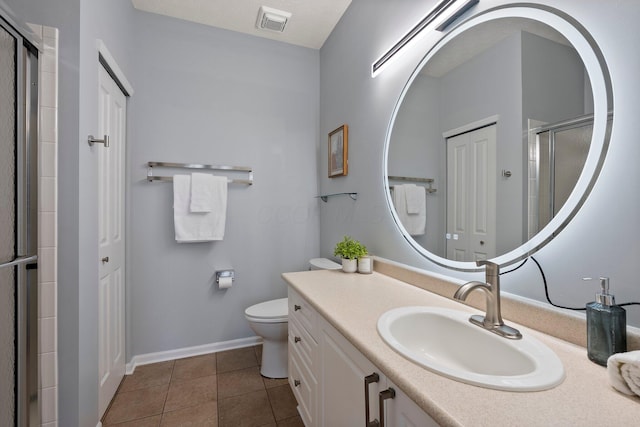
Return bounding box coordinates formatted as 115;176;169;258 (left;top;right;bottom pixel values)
245;298;288;322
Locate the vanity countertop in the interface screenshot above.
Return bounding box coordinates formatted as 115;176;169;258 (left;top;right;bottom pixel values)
282;269;640;427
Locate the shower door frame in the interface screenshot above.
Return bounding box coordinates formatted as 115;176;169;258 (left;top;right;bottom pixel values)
0;13;40;427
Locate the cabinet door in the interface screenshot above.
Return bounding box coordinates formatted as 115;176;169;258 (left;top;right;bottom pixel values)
319;319;383;427
385;381;439;427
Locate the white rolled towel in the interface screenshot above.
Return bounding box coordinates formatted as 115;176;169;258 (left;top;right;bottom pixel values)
607;350;640;396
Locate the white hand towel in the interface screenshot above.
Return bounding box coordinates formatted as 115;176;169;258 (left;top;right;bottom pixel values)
607;350;640;396
392;185;425;236
190;172;215;212
405;184;425;215
173;174;227;242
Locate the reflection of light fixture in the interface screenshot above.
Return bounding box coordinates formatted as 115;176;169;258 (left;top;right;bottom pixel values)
371;0;479;77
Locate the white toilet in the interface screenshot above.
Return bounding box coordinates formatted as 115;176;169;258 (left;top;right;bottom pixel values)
245;258;341;378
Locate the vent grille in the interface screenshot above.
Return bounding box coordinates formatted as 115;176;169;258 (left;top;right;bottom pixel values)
256;6;291;33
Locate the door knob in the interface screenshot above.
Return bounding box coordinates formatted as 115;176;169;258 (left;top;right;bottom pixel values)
101;256;109;263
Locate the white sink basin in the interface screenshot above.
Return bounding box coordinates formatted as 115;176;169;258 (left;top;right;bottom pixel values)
377;306;565;391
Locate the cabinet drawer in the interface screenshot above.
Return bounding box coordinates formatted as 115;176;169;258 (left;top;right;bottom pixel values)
289;348;317;427
289;316;317;372
289;288;317;341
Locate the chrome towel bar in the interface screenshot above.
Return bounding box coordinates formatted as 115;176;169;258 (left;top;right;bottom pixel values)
146;161;253;185
388;175;436;193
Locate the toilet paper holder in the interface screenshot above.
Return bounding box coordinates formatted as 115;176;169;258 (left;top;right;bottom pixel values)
216;270;235;284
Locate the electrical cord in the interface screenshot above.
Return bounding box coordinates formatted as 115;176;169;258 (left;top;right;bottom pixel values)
499;258;528;275
500;256;640;310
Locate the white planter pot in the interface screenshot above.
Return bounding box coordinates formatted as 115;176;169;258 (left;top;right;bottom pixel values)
358;256;372;274
341;258;357;273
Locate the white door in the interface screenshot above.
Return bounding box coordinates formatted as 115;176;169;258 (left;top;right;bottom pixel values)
446;125;496;262
98;65;127;418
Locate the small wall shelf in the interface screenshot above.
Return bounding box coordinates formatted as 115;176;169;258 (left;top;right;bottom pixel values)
316;192;358;202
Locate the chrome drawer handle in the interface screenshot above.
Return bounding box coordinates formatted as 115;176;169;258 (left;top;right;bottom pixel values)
364;373;380;427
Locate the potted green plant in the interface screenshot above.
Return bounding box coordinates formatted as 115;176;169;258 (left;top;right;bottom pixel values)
334;236;368;273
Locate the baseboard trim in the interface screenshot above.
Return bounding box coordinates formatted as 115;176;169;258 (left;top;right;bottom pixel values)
125;336;263;374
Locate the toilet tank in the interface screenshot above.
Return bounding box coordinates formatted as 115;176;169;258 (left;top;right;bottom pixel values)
309;258;341;270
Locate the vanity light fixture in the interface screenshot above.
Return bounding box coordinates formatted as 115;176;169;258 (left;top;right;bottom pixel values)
371;0;478;77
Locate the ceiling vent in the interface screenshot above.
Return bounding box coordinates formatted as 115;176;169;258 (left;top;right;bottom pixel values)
256;6;291;33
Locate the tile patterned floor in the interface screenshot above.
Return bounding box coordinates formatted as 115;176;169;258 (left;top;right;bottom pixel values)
102;346;304;427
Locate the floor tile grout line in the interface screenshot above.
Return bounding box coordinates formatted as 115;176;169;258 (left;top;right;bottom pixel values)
265;383;279;425
159;360;176;419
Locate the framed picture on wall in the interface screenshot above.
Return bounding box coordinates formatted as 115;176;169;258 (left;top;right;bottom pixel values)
328;124;348;177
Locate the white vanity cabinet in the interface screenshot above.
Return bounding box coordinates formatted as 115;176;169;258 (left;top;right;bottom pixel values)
288;286;437;427
288;288;319;427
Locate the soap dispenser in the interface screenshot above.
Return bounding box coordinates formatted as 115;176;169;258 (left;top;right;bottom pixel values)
585;277;627;366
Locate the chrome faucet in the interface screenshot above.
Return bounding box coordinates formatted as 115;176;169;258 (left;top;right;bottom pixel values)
453;260;522;339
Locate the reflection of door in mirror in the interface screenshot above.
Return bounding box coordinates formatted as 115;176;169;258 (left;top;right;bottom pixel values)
446;124;496;262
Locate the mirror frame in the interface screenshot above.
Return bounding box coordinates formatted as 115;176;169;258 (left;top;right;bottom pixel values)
383;4;613;272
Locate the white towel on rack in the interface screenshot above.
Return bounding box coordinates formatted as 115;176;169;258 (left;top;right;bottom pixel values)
405;184;425;215
392;185;425;236
173;174;227;242
190;173;216;212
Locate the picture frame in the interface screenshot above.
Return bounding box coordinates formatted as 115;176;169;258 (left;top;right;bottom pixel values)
328;124;348;177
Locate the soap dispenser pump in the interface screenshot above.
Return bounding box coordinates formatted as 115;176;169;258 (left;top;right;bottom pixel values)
585;277;627;366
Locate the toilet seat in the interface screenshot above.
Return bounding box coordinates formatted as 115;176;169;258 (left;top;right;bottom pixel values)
245;298;288;323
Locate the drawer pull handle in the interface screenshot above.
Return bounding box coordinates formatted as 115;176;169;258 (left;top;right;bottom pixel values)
294;379;301;387
294;336;301;343
378;387;396;427
364;373;380;427
294;304;301;311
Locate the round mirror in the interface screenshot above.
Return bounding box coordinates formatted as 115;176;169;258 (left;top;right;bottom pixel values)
384;5;612;271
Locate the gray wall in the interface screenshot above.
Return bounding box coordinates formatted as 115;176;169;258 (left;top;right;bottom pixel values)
128;11;320;357
319;0;640;327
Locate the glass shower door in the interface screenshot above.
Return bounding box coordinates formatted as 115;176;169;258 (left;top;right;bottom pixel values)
1;15;39;427
0;20;18;427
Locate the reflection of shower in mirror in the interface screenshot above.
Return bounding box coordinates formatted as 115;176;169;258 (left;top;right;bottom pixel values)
528;114;612;238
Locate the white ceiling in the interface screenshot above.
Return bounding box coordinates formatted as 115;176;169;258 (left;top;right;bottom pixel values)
423;18;572;77
131;0;352;49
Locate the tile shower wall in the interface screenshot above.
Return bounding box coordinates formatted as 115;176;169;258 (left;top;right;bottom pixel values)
29;23;59;427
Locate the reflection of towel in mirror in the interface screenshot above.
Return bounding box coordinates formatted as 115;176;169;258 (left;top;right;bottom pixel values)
392;184;425;236
607;350;640;396
173;174;227;242
405;184;425;214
